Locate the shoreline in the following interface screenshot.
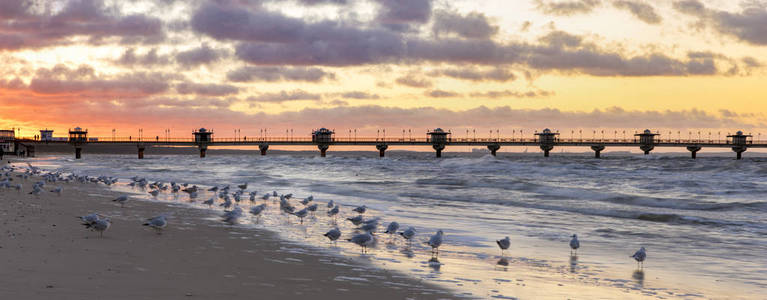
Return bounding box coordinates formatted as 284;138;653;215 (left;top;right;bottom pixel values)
0;159;457;299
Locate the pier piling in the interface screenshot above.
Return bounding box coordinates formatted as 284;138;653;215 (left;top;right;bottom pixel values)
318;144;329;157
259;144;269;155
487;144;501;156
376;144;388;157
591;145;605;158
686;145;701;159
75;147;82;159
432;144;445;158
138;144;145;159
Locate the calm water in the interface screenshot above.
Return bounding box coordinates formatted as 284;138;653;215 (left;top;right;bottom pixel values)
32;152;767;298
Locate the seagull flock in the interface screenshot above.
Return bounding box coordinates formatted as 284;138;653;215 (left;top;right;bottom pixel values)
1;162;648;270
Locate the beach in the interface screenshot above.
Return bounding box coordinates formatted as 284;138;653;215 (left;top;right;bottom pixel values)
2;153;764;300
0;160;455;300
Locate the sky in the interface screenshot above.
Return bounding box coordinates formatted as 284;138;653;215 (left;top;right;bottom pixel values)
0;0;766;139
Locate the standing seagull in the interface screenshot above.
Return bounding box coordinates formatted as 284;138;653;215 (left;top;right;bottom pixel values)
49;186;63;196
293;208;309;224
426;230;444;256
324;228;341;244
352;205;367;214
84;218;111;238
399;227;416;247
385;222;400;236
631;247;647;268
496;236;510;257
250;204;266;222
112;195;129;207
348;232;374;253
143;215;168;235
569;234;580;255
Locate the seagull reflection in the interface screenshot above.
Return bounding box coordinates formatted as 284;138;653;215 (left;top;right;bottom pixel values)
632;269;645;287
428;256;442;271
570;254;578;273
400;248;415;258
496;257;509;267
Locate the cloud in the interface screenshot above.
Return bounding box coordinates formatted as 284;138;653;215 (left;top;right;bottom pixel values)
395;74;433;88
374;0;433;29
0;0;165;50
432;10;498;39
426;90;461;98
247;89;322;103
469;89;554;98
296;0;348;5
226;66;335;82
337;91;381;99
191;2;749;77
673;0;767;46
523;31;735;76
534;0;601;16
176;43;228;67
428;67;516;82
25;64;171;97
613;0;662;24
116;48;171;66
176;82;239;96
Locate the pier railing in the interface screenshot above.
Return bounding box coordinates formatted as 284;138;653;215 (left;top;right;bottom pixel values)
13;136;763;145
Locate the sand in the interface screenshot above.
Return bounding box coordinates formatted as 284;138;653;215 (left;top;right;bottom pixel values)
0;160;456;300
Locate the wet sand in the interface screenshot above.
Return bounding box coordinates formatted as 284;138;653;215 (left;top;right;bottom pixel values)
0;160;455;300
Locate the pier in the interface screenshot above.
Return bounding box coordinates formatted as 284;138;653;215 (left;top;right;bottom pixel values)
3;128;764;160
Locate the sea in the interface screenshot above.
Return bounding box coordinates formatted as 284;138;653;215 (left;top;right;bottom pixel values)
29;150;767;299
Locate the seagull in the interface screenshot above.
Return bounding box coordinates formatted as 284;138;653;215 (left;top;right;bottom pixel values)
262;193;270;201
143;215;168;235
83;218;111;238
220;198;233;209
496;236;510;257
324;228;342;244
327;200;334;208
347;232;374;253
49;186;63;196
112;195;129;207
77;213;101;225
306;203;318;215
28;184;43;196
570;234;580;255
250;204;266;221
399;227;416;246
208;186;219;192
346;215;364;226
293;208;309;224
360;218;379;233
149;190;159;197
384;222;400;236
426;230;444;256
238;183;247;190
352;205;367;214
327;205;340;221
631;247;647;268
202;197;215;207
221;207;243;225
300;197;312;206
